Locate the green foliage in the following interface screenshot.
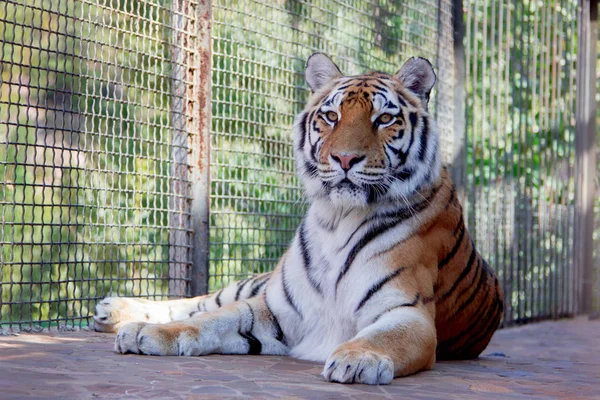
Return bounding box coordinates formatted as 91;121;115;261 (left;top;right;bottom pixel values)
1;0;588;328
1;0;174;328
464;0;580;322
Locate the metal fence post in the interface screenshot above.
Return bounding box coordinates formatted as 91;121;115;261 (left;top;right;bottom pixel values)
574;0;597;314
169;0;190;298
189;0;212;296
451;0;467;203
169;0;212;298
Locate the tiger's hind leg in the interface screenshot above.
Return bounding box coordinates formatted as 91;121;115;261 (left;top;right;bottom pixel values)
93;273;271;332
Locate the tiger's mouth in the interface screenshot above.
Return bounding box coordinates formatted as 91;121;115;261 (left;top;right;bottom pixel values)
337;178;354;186
324;175;391;206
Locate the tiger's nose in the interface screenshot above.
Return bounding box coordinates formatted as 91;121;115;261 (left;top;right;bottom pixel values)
331;153;365;171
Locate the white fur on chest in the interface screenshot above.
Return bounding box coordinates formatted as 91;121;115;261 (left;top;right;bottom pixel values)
273;200;421;362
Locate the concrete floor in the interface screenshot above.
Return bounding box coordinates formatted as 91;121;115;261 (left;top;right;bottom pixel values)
1;317;598;399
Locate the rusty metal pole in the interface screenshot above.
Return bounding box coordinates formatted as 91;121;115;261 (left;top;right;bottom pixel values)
188;0;212;296
169;0;212;297
574;0;597;314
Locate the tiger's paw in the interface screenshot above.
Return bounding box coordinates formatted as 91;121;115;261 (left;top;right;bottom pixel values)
322;348;394;385
115;322;204;356
93;297;169;333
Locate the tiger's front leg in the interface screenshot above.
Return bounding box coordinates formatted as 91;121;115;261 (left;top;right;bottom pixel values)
323;301;436;384
114;295;288;357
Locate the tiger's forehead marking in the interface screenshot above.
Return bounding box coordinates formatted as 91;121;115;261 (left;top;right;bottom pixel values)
321;75;402;114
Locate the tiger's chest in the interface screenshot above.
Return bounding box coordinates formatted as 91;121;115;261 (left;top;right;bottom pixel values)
281;203;422;361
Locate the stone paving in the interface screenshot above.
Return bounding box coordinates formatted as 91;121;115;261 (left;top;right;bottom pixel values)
0;317;598;399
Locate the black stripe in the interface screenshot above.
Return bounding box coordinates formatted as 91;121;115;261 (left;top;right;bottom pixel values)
388;145;408;165
361;187;441;262
438;279;501;352
239;330;262;354
336;83;353;91
422;294;435;304
377;182;441;220
299;221;323;295
264;294;286;345
438;222;466;270
445;185;457;210
281;262;303;318
340;182;440;260
385;102;399;110
454;297;503;356
355;267;405;312
418;117;429;161
392;128;405;140
297;112;308;151
374;294;420;321
395;167;413;181
407;112;417;152
438;243;477;302
451;258;488;318
366;183;386;204
452;214;464;236
335;219;402;292
409;112;418;128
235;278;252;301
372;84;388;92
310;137;321;164
249;276;269;297
237;302;262;354
214;289;223;307
303;161;318;178
395;93;407;107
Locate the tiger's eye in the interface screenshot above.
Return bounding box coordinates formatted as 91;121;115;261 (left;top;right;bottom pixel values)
326;111;338;123
377;113;393;124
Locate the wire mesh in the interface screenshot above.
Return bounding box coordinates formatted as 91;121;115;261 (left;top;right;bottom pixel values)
464;0;580;325
209;0;456;291
0;0;196;332
0;0;591;331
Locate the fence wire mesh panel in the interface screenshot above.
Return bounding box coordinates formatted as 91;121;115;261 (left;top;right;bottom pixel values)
464;0;580;325
0;0;198;332
209;0;455;291
1;0;592;332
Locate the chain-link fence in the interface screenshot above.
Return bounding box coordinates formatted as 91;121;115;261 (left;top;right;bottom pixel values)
209;0;456;291
463;0;582;325
0;0;198;331
1;0;597;332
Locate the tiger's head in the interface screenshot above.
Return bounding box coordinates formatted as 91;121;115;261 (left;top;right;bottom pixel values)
293;53;441;208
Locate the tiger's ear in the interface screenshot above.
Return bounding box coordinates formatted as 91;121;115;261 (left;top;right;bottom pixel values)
305;53;343;92
396;57;436;108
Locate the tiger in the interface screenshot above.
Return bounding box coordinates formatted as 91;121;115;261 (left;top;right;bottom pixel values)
94;53;503;385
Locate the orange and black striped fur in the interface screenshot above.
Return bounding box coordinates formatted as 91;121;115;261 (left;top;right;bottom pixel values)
94;53;503;384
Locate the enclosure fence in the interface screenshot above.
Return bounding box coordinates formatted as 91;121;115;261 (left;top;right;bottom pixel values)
0;0;597;332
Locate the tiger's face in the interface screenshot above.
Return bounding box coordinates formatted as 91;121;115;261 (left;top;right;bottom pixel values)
294;53;441;208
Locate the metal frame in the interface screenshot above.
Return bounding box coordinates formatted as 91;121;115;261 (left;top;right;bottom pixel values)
574;0;598;314
189;0;212;297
